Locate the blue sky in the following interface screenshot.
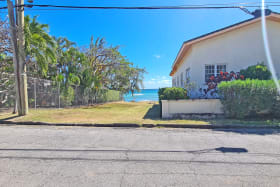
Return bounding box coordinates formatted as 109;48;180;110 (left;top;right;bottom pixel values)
1;0;280;88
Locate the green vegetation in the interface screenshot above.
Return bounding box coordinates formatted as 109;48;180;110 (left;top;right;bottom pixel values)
1;102;279;126
158;87;188;101
95;90;121;103
0;16;145;107
240;63;271;80
218;79;280;119
158;87;188;117
0;102;208;125
24;15;56;76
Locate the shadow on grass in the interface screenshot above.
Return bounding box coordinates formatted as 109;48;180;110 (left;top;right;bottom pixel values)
143;104;161;120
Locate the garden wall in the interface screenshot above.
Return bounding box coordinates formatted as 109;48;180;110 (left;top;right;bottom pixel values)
161;99;224;119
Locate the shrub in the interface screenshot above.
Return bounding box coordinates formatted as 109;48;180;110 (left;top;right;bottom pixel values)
218;79;280;119
61;86;75;106
158;88;167;102
203;71;244;97
159;87;188;101
158;88;167;118
158;87;188;118
97;90;121;103
240;63;271;80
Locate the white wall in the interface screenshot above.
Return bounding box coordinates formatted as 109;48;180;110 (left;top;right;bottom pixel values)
161;99;223;119
172;20;280;90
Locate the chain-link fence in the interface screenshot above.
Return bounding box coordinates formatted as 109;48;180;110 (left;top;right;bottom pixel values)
0;73;122;112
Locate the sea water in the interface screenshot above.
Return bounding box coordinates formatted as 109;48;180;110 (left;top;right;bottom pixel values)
124;89;159;102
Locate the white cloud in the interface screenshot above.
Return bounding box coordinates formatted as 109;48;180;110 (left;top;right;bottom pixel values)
153;54;161;59
144;76;172;89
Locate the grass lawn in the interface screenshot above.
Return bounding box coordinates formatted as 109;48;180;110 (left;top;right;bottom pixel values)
0;101;280;126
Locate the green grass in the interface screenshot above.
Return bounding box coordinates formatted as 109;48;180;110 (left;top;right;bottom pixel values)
0;101;280;126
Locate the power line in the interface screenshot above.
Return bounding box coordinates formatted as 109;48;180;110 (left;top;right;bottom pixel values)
1;2;280;12
21;4;278;9
7;3;280;9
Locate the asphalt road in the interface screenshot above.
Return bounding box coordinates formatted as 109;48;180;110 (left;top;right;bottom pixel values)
0;126;279;187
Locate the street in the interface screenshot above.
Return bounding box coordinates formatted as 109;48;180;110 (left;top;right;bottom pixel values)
0;126;279;186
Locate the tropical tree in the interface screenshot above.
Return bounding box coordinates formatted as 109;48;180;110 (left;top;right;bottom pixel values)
54;37;86;105
24;15;56;78
0;18;11;55
0;18;14;107
1;14;146;107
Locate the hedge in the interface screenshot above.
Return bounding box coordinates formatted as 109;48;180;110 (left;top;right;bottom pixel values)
158;87;188;118
158;87;188;101
240;63;271;80
218;79;280;119
96;89;122;103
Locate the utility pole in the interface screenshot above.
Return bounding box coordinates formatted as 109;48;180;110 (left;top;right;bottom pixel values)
7;0;28;115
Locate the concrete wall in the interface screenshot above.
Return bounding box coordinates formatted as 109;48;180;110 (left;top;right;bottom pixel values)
161;99;223;119
172;20;280;91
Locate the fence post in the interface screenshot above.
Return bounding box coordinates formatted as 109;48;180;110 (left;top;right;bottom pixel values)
34;78;37;110
58;82;61;109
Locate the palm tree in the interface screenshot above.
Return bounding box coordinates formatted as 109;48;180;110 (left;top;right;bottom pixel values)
24;15;56;77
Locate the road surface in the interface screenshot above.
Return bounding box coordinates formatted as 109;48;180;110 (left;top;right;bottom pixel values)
0;125;279;186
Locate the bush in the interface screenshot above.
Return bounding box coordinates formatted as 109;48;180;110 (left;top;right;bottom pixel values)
218;79;280;119
61;86;75;106
158;88;167;118
158;88;167;102
159;87;188;101
158;87;188;118
97;90;121;103
240;63;271;80
203;71;244;97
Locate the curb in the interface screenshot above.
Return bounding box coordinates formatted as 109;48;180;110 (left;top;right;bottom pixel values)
0;120;279;129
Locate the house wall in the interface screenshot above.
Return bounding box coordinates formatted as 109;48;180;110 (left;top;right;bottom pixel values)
172;20;280;92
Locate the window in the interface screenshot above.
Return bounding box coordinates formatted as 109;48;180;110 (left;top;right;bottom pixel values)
205;64;227;82
180;72;184;87
177;76;179;87
217;65;226;75
172;78;176;87
205;65;215;82
185;68;190;83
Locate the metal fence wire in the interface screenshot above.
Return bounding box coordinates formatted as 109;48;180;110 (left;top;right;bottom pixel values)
0;73;122;111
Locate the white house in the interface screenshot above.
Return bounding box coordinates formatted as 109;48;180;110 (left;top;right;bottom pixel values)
170;9;280;97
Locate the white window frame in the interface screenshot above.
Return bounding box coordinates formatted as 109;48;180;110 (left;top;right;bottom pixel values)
205;64;227;82
216;64;227;76
185;68;190;83
172;78;176;87
180;72;184;87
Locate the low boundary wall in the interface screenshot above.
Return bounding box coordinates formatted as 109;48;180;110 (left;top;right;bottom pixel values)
161;99;224;119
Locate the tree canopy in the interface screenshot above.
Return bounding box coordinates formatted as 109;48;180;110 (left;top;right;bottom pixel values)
0;15;146;106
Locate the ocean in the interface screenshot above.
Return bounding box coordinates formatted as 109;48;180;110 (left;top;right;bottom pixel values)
124;89;159;102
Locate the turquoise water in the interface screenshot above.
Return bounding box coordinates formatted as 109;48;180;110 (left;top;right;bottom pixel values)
124;89;159;102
